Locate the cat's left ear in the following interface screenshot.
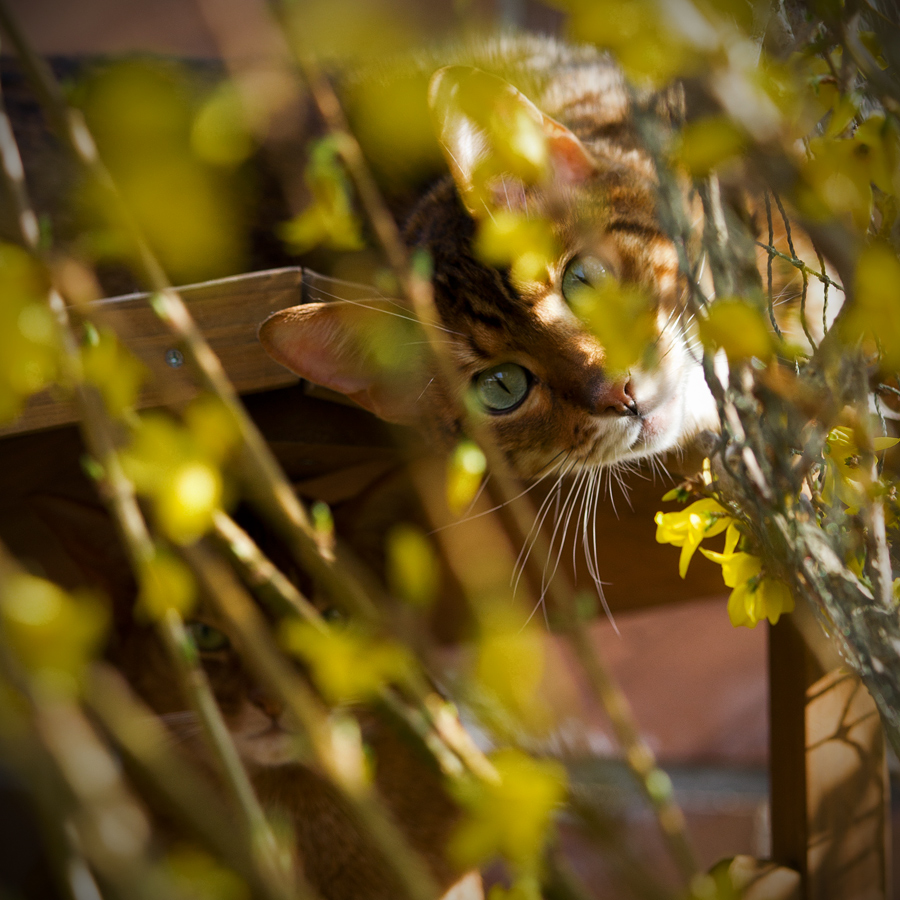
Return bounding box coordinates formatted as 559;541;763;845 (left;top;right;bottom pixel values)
258;299;429;425
429;65;597;216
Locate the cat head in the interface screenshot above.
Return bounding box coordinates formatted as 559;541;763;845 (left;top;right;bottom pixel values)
260;64;716;479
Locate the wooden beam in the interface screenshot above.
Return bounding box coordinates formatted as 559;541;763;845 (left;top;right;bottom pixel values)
769;597;890;899
0;266;311;438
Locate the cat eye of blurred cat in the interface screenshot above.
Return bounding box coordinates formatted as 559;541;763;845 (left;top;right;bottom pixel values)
186;621;231;653
562;255;609;303
473;363;531;413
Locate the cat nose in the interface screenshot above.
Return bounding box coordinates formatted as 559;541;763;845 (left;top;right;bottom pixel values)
249;686;284;721
593;378;638;416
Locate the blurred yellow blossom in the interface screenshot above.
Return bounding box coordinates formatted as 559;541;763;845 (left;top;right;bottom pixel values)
560;0;697;86
80;326;146;417
440;66;550;190
191;81;255;167
475;212;559;285
386;524;439;607
654;498;734;578
567;279;656;373
136;547;196;621
446;440;487;515
78;61;245;281
121;397;238;545
854;114;900;196
0;243;58;423
842;243;900;370
674;116;746;177
822;425;898;514
450;748;567;872
348;72;440;190
281;621;413;704
182;395;241;463
699;298;774;363
474;610;547;728
280;137;364;253
800;135;874;229
1;574;107;692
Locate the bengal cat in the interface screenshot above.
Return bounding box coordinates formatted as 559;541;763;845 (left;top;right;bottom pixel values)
260;35;722;482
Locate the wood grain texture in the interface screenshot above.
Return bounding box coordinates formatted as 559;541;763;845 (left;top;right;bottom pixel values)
0;267;306;438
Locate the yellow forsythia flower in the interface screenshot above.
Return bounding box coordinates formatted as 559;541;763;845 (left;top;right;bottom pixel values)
474;611;546;728
702;527;794;628
568;279;656;374
386;523;439;607
654;498;733;578
81;327;145;418
136;547;196;621
0;243;59;423
698;298;774;363
843;244;900;369
121;397;239;545
280;137;364;253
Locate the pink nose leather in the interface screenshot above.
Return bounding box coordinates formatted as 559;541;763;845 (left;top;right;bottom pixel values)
595;379;638;416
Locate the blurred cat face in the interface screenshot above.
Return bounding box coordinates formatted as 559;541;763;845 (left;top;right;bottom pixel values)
116;615;301;769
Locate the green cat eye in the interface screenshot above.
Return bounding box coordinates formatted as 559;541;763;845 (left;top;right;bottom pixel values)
186;621;230;653
473;363;531;412
562;255;609;302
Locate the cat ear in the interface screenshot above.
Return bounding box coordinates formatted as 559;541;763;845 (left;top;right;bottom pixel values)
428;65;597;216
258;300;428;424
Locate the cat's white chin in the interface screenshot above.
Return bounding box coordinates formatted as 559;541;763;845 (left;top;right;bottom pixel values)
630;364;718;460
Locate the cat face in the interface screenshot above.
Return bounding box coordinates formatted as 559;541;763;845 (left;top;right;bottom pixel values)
400;179;712;478
259;58;717;479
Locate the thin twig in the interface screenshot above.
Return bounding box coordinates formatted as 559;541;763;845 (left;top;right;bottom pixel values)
183;542;441;900
753;241;845;294
86;664;281;899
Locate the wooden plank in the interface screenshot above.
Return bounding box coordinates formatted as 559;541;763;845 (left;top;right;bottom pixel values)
769;598;890;899
0;266;310;438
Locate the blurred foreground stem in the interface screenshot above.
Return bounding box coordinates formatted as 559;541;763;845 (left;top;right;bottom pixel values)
0;47;297;900
0;0;380;625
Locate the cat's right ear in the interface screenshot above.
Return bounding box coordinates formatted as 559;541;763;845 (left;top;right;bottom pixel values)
258;300;429;425
428;65;597;216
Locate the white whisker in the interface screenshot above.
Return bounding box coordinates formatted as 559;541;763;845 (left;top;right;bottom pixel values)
303;285;466;338
540;464;589;598
431;449;570;533
416;377;435;403
512;454;576;596
462;471;492;517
